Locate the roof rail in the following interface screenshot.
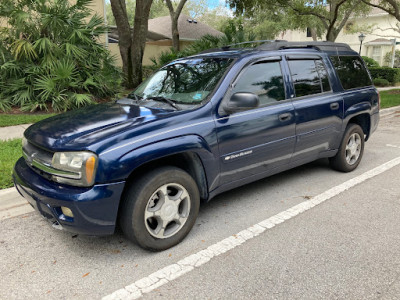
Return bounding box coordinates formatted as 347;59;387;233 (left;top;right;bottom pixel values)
198;40;289;54
220;40;287;51
256;41;353;52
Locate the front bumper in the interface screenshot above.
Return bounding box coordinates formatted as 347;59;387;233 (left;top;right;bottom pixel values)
13;157;125;235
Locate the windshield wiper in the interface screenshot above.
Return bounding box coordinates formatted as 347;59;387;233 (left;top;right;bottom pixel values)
127;93;144;104
146;96;181;110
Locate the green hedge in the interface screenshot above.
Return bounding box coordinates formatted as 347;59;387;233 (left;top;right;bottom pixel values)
369;67;400;84
373;78;390;87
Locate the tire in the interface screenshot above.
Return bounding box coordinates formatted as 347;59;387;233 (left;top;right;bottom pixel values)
329;123;365;172
119;166;200;251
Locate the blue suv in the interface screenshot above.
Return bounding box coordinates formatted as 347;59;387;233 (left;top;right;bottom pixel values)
13;41;380;250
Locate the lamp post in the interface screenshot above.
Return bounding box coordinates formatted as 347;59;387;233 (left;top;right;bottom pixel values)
358;33;366;55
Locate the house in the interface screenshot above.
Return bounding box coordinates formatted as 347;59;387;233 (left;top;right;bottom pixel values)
108;14;223;66
279;6;400;66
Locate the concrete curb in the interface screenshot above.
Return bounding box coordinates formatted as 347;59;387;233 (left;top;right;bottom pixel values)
0;187;33;221
0;187;17;197
380;105;400;117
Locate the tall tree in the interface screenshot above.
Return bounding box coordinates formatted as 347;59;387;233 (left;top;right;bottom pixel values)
165;0;188;51
227;0;370;42
361;0;400;21
110;0;153;88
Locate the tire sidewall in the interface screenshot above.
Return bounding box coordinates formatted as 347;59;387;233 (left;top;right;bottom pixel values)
123;167;200;251
337;124;365;172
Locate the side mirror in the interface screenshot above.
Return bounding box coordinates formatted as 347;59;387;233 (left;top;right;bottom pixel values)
223;92;260;114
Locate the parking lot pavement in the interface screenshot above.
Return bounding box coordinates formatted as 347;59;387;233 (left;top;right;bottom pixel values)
1;107;400;300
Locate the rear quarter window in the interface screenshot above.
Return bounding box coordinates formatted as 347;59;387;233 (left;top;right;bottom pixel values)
330;56;372;90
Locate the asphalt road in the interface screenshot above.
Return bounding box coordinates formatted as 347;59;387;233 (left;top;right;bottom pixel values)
1;107;400;300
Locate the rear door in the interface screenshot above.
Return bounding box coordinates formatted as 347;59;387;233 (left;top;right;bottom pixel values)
285;55;344;163
215;58;296;186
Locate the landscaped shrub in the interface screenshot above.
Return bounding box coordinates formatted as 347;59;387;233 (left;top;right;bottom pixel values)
0;0;122;112
373;78;390;87
362;56;379;68
369;67;400;85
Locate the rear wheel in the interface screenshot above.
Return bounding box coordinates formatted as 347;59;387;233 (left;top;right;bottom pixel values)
119;166;200;251
330;123;365;172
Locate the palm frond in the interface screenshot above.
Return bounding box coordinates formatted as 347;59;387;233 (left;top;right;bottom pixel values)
11;39;38;61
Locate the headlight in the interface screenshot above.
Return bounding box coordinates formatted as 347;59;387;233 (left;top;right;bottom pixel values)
51;151;98;187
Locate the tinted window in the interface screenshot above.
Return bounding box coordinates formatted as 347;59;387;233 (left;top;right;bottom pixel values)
330;56;372;90
288;60;331;97
233;61;285;106
133;58;233;104
315;60;331;92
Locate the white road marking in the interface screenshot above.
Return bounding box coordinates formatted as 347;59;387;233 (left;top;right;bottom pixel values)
103;156;400;300
386;144;400;149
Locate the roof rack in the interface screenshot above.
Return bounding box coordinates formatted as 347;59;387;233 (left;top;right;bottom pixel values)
256;41;353;52
220;40;287;51
198;40;288;54
198;40;353;55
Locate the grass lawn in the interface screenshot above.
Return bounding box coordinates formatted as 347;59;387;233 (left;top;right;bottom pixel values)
380;89;400;109
0;138;22;189
0;114;56;127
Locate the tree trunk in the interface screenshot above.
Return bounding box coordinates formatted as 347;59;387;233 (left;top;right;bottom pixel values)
171;16;180;51
131;0;153;88
110;0;134;88
326;29;339;42
311;28;317;41
165;0;187;52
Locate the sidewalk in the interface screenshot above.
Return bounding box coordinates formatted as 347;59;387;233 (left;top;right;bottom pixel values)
377;86;399;91
0;124;33;219
0;124;31;141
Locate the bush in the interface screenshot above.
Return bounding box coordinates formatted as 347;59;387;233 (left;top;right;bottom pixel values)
362;56;379;68
0;0;122;112
369;67;400;85
373;78;390;87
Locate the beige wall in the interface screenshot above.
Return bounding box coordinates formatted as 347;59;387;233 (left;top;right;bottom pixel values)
279;13;400;66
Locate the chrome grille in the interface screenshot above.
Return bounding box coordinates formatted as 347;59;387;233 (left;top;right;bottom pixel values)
23;140;53;167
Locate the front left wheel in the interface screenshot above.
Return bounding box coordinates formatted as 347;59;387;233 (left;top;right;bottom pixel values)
119;166;200;251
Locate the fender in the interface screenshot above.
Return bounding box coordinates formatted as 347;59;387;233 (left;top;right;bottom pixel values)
96;135;219;191
342;101;371;129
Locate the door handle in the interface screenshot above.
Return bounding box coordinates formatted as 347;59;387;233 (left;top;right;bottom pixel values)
330;102;339;110
279;113;292;122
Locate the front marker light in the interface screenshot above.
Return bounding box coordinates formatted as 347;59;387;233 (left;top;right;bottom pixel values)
85;156;96;184
52;151;98;187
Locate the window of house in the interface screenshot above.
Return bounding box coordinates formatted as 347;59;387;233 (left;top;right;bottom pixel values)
288;59;331;97
330;56;372;90
232;61;286;106
306;27;312;38
372;46;381;63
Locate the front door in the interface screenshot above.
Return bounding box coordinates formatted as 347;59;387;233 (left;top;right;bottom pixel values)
215;59;296;186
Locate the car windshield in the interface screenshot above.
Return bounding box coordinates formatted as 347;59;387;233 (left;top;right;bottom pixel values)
131;57;233;106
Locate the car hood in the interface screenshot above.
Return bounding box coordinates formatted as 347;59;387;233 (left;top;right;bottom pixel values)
24;102;174;151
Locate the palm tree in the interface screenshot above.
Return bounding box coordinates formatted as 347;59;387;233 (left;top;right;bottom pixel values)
0;0;122;111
